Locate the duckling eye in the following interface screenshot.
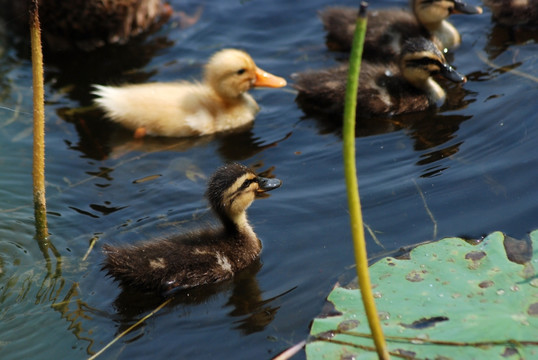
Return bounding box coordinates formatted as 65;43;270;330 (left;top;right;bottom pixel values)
240;178;256;190
236;68;246;75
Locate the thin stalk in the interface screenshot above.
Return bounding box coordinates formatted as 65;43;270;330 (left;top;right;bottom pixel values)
88;297;173;360
342;2;389;359
30;0;48;240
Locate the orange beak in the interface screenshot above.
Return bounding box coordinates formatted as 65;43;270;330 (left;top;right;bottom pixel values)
254;67;287;88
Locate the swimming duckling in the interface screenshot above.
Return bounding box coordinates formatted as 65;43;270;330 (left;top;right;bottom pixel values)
320;0;482;58
102;163;282;293
93;49;287;138
483;0;538;27
293;37;467;117
5;0;172;51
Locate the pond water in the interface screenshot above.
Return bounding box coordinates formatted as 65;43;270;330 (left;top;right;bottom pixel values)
0;0;537;359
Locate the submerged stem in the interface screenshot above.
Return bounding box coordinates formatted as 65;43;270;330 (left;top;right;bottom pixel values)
88;298;173;360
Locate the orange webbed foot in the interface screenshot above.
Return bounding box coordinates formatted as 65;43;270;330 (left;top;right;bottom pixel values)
134;127;147;139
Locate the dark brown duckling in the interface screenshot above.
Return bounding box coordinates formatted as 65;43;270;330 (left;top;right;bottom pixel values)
293;37;467;117
3;0;171;51
320;0;482;59
483;0;538;27
102;163;281;293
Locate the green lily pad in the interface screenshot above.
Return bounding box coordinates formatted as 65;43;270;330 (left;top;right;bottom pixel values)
307;231;538;359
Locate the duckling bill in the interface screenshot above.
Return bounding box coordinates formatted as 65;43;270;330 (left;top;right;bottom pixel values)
102;163;281;293
93;49;286;139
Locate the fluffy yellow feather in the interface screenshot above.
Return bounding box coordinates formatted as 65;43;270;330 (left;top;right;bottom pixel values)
93;49;286;138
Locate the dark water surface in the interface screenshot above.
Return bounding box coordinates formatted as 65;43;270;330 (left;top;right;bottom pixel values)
1;0;537;358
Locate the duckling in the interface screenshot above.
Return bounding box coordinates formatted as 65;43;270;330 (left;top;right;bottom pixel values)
293;37;467;117
320;0;482;58
3;0;172;51
93;49;287;138
483;0;538;27
102;163;282;293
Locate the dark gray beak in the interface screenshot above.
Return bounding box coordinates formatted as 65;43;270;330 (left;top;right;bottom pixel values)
257;177;282;192
453;0;483;15
440;63;467;83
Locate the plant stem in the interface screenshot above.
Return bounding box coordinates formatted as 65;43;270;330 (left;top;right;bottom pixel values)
342;2;390;359
88;298;173;359
30;0;48;241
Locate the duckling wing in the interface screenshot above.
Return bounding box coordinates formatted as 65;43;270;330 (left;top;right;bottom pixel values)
93;83;219;137
102;240;220;291
320;7;357;52
372;73;432;115
365;10;429;62
293;65;348;114
321;7;428;61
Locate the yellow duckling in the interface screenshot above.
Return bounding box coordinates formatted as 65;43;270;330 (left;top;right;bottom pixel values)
293;38;467;117
102;163;281;293
320;0;482;58
93;49;287;138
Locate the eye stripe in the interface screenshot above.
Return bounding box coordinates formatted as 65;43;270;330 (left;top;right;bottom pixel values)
222;175;257;206
240;178;256;190
406;58;442;68
227;180;256;208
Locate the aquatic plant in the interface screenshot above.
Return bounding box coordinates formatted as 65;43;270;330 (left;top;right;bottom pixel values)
307;231;538;358
29;0;48;241
341;2;389;359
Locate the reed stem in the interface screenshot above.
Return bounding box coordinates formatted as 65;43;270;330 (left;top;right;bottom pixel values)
29;0;48;240
342;2;390;359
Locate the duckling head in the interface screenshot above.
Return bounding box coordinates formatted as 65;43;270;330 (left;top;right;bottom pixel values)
412;0;482;27
206;163;281;228
400;37;466;102
204;49;287;100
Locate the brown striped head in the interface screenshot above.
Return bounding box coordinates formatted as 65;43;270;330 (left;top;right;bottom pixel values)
400;37;466;86
413;0;482;25
206;163;281;220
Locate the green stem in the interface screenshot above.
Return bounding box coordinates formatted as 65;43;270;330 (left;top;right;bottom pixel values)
30;0;48;241
342;2;389;359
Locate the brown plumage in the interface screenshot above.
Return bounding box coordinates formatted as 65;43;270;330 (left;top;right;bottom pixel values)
102;163;281;293
483;0;538;27
293;38;467;118
320;0;482;60
3;0;171;51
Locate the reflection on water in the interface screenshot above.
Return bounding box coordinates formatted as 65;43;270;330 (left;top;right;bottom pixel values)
485;25;538;60
57;106;292;162
45;36;175;105
298;105;474;177
109;260;294;337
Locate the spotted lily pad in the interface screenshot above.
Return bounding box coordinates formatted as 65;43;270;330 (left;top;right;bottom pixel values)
306;231;538;359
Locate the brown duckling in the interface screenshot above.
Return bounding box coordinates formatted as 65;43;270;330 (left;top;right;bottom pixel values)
293;37;467;117
483;0;538;27
93;49;287;138
3;0;171;51
102;163;282;293
320;0;482;59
